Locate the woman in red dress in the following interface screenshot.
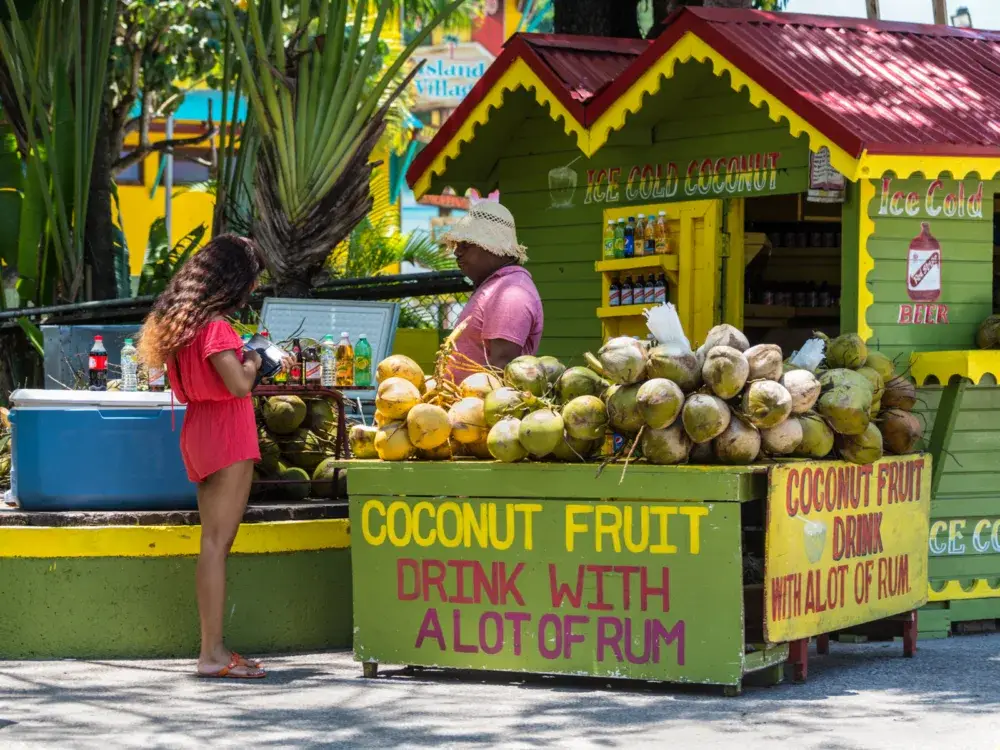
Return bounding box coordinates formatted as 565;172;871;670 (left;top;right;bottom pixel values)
139;234;279;679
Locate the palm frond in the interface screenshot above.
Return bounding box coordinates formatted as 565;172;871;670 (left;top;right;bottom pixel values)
137;219;207;297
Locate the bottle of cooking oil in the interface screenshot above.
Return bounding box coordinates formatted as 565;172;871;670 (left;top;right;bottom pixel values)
335;332;354;387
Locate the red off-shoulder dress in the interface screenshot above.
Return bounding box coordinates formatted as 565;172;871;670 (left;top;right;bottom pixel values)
167;320;260;483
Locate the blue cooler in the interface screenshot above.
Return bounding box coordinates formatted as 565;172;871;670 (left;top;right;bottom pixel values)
9;389;197;511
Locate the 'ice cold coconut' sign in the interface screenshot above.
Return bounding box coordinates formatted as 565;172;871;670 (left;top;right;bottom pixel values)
764;455;931;643
350;497;748;684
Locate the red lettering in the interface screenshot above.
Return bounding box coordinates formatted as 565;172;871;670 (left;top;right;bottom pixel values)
498;562;525;606
640;566;670;612
586;564;615;612
549;564;584;608
397;558;419;601
898;304;914;324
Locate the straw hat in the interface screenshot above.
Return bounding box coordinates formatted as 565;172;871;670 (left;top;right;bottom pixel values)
441;200;528;264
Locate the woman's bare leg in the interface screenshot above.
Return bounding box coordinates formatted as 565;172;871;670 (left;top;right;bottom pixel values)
195;459;258;675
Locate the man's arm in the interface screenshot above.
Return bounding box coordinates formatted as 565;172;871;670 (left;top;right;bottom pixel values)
486;338;523;371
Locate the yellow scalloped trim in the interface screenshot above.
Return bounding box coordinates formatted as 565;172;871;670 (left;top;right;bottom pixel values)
411;58;589;199
858;179;876;343
928;579;1000;602
859;154;1000;182
909;350;1000;386
588;32;859;179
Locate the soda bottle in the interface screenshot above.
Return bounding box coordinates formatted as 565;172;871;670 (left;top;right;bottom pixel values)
354;334;373;387
88;336;108;391
304;346;322;387
635;275;645;305
149;364;166;392
655;211;668;254
907;222;942;302
608;277;621;307
321;335;337;387
335;332;354;387
289;339;303;386
603;220;616;260
259;328;273;386
120;338;138;392
614;219;625;259
624;217;636;258
622;275;634;306
645;213;657;256
644;274;656;304
636;214;646;252
654;274;668;305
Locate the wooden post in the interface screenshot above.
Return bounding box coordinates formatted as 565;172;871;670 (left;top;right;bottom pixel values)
816;633;830;655
932;0;948;25
928;379;966;497
866;0;880;20
788;638;809;682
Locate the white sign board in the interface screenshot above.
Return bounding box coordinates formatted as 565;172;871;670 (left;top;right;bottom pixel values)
413;42;495;111
807;146;846;204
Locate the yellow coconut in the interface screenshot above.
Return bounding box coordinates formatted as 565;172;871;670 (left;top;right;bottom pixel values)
376;377;421;420
448;397;488;444
376;354;425;390
373;410;390;428
406;403;451;450
374;421;414;461
460;372;503;399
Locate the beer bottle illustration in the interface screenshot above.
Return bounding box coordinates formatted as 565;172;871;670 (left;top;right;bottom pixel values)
907;222;941;302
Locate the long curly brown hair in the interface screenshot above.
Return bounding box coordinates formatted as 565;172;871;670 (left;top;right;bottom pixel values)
138;234;265;367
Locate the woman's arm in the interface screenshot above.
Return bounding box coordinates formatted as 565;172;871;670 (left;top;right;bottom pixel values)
209;349;262;398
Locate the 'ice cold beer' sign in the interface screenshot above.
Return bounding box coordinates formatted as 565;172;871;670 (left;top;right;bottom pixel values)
351;496;747;684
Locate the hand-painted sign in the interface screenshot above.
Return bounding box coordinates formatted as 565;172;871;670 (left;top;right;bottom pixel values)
351;497;746;685
878;176;985;220
764;456;931;643
807;147;845;204
412;42;495;112
898;221;948;325
584;151;784;206
929;517;1000;556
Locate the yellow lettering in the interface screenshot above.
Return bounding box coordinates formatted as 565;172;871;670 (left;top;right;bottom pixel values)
361;499;387;546
595;505;623;553
515;503;542;551
488;503;515;551
386;501;412;547
436;501;462;548
623;505;649;554
649;506;678;554
680;506;709;554
412;501;436;547
462;502;488;548
565;505;593;552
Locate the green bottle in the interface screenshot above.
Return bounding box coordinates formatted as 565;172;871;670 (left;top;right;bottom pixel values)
354;334;373;387
613;219;625;259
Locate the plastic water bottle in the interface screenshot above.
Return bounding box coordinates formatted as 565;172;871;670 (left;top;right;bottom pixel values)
121;338;138;392
321;335;336;387
354;334;372;387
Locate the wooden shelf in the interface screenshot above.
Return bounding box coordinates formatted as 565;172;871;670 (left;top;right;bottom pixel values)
596;303;655;319
595;255;678;274
744;304;839;319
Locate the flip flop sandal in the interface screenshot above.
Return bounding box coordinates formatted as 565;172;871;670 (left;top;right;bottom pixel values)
197;655;267;679
231;652;263;669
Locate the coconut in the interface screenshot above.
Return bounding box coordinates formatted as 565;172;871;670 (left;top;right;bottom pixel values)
561;396;608;441
865;350;896;382
376;354;424;390
646;346;702;393
487;418;528;463
760;418;803;456
376;377;421;420
977;314;1000;349
448;397;488;444
780;369;822;414
538;356;566;386
636;378;684;430
689;441;715;464
703;346;750;399
504;356;547;396
642;423;692;465
308;398;338;436
312;457;340;498
744;344;784;381
838;423;883;465
283;429;327;470
820;368;875;395
699;323;750;354
375;421;414;461
856;366;885;400
817;385;871;436
795;414;835;459
459;372;502;399
406;403;451;450
519;409;565;458
417;442;453;461
484;387;530;426
278;464;311;502
598;337;647;385
713;418;761;465
262;395;307;435
883;376;917;411
466;437;494;460
555;366;609;403
742;380;793;429
549;433;598;462
258;430;281;473
825;333;868;369
881;409;923;454
349;425;379;459
605;384;645;434
682;394;732;444
373;410;390;428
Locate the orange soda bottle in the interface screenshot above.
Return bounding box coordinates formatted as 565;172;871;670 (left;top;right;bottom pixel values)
335;332;355;387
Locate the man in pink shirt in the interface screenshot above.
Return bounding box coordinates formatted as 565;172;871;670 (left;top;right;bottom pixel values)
442;201;544;382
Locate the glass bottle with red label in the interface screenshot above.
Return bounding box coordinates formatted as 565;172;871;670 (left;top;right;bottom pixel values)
907;222;942;302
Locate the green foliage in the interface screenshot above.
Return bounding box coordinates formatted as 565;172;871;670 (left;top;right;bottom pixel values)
328;215;457;279
137;217;207;297
15;317;42;357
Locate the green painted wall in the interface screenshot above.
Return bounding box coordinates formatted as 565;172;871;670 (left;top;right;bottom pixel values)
0;549;353;659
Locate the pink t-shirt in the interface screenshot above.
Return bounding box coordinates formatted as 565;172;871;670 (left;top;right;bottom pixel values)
451;265;544;382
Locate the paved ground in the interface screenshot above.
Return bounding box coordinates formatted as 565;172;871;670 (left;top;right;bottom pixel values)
1;635;998;749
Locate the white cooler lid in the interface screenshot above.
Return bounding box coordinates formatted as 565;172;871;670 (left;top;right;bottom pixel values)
10;389;180;408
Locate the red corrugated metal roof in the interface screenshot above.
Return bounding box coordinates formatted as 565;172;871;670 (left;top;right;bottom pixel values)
519;35;650;103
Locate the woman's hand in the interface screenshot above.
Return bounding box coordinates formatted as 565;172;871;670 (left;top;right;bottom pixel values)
280;354;296;373
245;349;263;372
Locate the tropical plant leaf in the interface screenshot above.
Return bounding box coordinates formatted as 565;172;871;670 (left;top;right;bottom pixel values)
16;315;42;357
137;219;207;297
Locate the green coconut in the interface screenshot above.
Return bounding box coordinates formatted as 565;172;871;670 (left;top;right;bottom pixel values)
837;422;884;465
278;463;311;502
865;350;897;382
519;409;565;458
780;369;822;414
555;366;609;403
637;378;685;430
258;430;281;474
742;380;793;429
713;417;761;465
744;344;784;381
282;429;327;470
487;418;528;463
856;366;885;399
760;418;803;456
977;314;1000;349
880;408;923;454
262;395;307;435
689;441;715;464
883;376;917;411
825;333;868;369
598;337;647;385
537;356;567;386
605;383;645;434
308;398;338;436
348;425;378;459
484;387;530;426
561;396;608;441
817;386;872;436
312;457;339;498
795;414;835;459
642;423;692;465
549;433;599;462
504;356;547;396
646;346;702;393
682;393;732;444
820;368;875;395
702;346;750;400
